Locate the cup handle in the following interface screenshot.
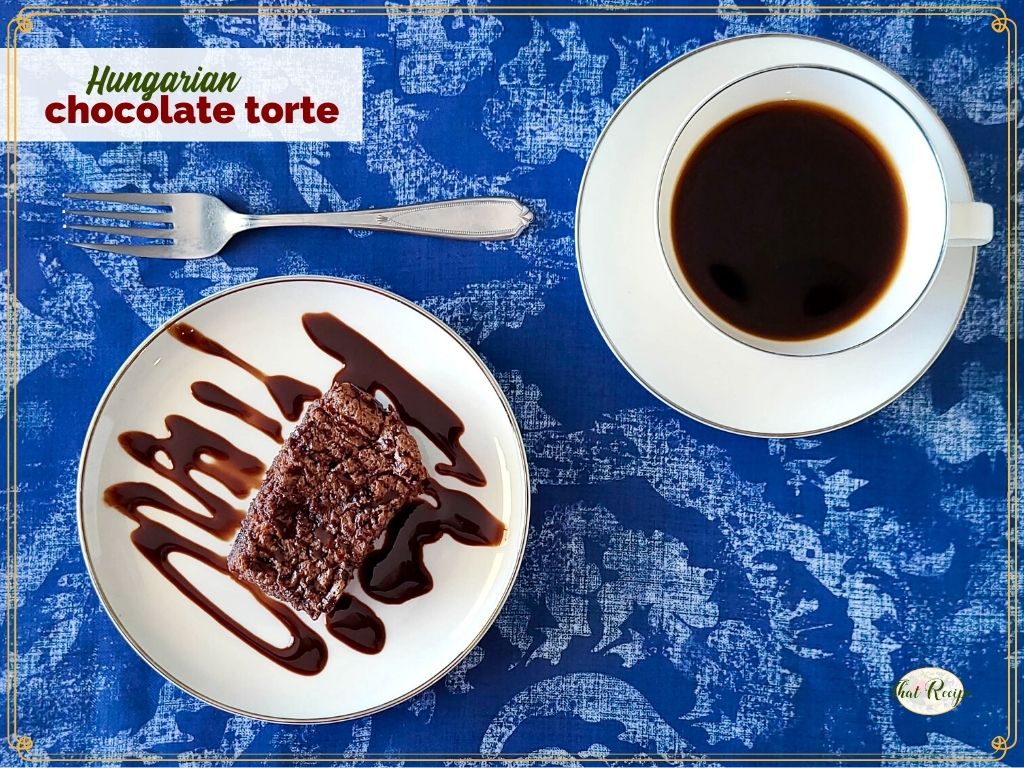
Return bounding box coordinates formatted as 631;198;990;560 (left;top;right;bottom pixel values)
948;202;994;248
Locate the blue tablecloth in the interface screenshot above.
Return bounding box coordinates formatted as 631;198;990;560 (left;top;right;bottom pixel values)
2;1;1017;764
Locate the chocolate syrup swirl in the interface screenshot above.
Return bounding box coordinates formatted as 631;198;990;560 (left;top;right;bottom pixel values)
105;483;328;674
105;481;235;540
327;595;386;654
191;381;283;443
302;312;487;487
170;322;321;421
105;310;503;674
109;418;382;672
360;480;505;603
118;415;261;532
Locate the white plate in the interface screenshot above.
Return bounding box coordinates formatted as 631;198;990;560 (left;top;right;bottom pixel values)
77;277;530;722
576;34;976;436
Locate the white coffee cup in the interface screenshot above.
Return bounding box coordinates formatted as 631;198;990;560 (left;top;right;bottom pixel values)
656;65;993;357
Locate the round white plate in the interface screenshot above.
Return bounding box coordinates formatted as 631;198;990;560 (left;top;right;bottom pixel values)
77;277;530;722
577;34;977;436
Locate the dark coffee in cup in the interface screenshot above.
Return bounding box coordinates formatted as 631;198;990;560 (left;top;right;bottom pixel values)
657;66;992;357
669;100;906;341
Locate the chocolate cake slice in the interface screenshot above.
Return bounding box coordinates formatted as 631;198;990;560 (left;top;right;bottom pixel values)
228;381;428;618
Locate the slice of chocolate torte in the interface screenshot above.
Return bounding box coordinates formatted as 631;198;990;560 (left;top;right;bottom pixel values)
228;381;427;618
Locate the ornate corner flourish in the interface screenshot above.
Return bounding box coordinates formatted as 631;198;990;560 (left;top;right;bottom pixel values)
991;734;1011;760
10;734;33;761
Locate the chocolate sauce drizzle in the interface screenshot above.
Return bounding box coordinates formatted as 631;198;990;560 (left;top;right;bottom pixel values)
360;480;505;603
302;312;487;487
326;595;386;655
170;323;321;420
118;415;261;534
191;381;283;443
104;482;328;674
105;311;504;674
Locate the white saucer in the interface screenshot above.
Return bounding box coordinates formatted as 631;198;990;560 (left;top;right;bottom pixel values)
576;34;977;437
77;277;529;722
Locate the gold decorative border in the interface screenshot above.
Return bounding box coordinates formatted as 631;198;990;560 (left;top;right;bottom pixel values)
4;3;1017;764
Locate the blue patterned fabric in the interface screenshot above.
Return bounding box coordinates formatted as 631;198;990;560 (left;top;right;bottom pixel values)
2;1;1017;764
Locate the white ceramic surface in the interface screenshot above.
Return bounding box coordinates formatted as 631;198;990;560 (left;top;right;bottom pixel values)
577;34;981;436
77;277;530;722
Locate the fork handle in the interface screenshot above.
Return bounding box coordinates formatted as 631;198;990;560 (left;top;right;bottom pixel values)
241;197;533;241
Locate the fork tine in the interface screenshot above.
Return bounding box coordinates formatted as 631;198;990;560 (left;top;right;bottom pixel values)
67;223;173;240
65;209;172;224
64;192;176;208
70;241;183;259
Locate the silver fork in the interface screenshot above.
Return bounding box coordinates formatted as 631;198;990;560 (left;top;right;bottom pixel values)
65;192;534;259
